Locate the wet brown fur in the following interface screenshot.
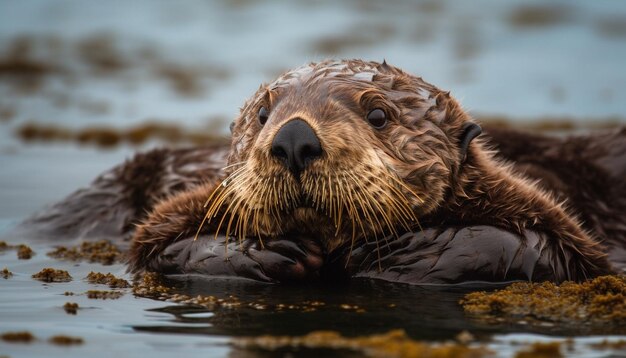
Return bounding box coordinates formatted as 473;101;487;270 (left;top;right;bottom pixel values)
129;59;613;279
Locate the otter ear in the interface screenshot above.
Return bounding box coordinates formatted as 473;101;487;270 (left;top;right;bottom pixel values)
459;122;481;163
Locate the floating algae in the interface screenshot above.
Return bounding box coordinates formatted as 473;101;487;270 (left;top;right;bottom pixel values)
17;121;229;148
47;240;124;265
232;329;491;358
0;241;35;260
86;271;130;288
513;342;562;358
63;302;79;315
132;273;340;313
1;331;84;346
16;244;34;259
461;275;626;326
86;290;124;300
1;331;35;343
589;339;626;350
131;272;172;296
32;268;72;283
48;335;84;345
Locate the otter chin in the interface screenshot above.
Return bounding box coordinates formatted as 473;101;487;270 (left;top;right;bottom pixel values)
120;59;622;284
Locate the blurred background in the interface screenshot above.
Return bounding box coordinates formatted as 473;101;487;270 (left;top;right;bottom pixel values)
1;0;625;223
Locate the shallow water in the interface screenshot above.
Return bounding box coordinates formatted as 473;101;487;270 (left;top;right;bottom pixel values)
2;241;626;358
1;1;626;357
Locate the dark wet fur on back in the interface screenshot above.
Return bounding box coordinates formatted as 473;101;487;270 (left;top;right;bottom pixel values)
14;145;228;245
484;127;626;271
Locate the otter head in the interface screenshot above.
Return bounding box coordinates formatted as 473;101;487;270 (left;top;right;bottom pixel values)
205;59;481;251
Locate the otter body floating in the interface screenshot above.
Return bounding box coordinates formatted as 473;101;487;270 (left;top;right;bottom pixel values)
13;60;626;284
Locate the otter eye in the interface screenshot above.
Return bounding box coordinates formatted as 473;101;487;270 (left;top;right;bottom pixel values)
367;108;387;129
258;106;269;125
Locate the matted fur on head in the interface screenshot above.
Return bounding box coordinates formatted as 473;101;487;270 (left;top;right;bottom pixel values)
198;59;480;251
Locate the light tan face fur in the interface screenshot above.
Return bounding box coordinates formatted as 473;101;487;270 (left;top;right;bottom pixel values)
205;60;470;251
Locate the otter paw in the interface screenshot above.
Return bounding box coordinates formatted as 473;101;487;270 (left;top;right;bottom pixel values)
147;235;324;283
247;238;324;282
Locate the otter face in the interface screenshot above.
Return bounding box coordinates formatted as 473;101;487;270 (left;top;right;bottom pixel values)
206;60;479;250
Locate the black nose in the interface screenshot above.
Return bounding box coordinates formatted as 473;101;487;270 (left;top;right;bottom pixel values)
271;119;323;177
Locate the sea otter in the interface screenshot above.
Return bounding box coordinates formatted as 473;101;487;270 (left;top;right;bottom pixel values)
13;60;626;284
